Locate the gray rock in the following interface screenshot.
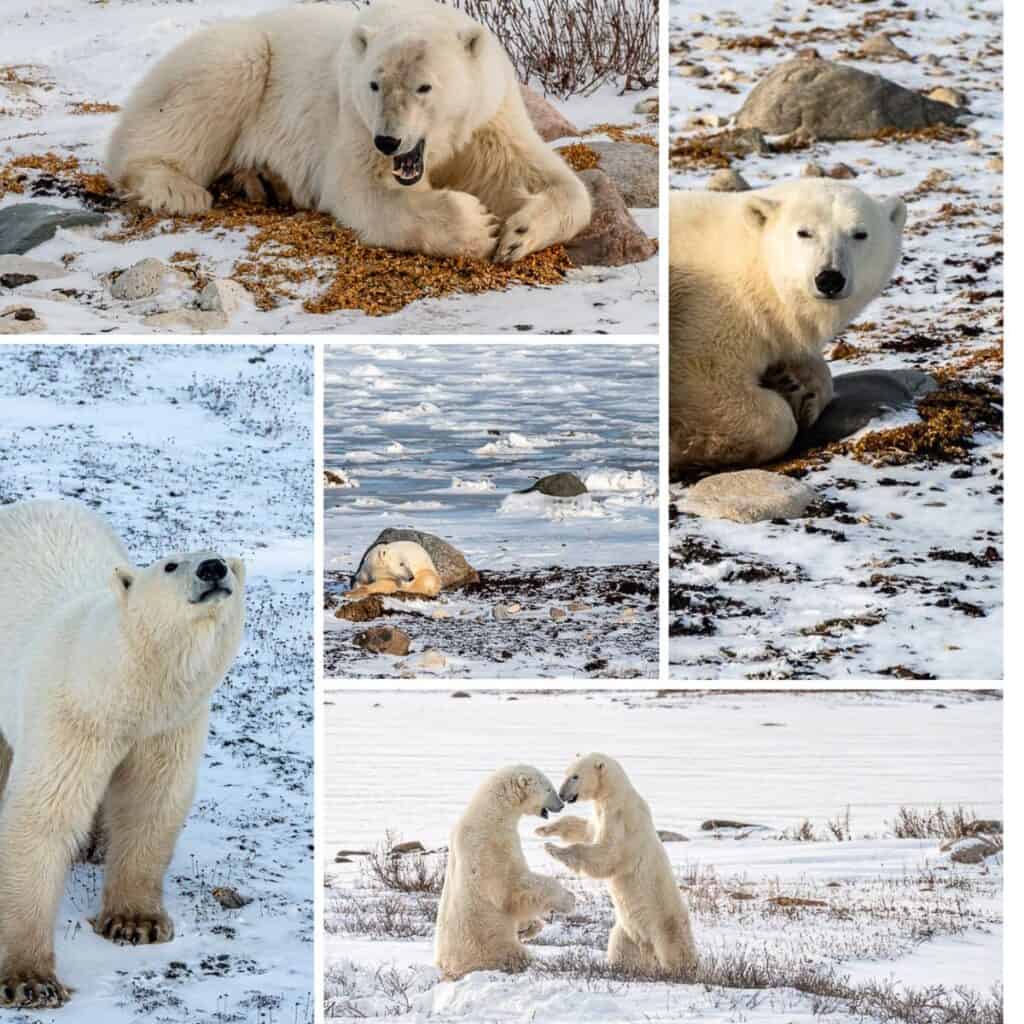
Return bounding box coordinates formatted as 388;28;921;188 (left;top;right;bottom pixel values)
0;203;107;255
0;305;45;334
657;830;689;842
111;257;174;300
701;820;765;831
566;169;657;268
518;472;588;497
858;32;912;61
584;142;658;208
363;528;479;589
681;470;816;524
198;278;251;316
354;625;411;656
736;58;962;141
792;369;937;451
941;835;1002;864
707;168;751;192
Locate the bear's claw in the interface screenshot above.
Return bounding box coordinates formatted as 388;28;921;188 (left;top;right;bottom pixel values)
91;910;175;946
0;974;71;1009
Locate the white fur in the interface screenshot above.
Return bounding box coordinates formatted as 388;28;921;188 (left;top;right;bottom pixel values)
107;0;591;262
0;499;244;1008
541;753;698;977
355;540;435;587
434;764;574;979
669;178;906;473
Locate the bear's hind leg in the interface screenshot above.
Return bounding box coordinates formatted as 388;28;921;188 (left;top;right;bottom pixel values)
108;24;272;215
402;569;441;598
94;713;208;947
607;922;646;974
652;913;699;977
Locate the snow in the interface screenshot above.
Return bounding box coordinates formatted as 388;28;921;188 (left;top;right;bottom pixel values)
0;0;658;334
0;345;314;1024
324;690;1003;1023
668;0;1004;679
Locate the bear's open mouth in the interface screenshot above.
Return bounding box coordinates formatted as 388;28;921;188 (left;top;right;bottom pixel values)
392;139;425;186
194;585;232;604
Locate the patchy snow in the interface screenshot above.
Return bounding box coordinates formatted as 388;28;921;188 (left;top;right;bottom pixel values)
0;0;657;334
323;690;1003;1023
323;344;659;679
668;0;1003;679
0;345;314;1024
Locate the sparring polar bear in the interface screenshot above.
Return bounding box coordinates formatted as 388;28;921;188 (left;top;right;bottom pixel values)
0;499;245;1009
107;0;591;263
346;540;441;599
669;179;906;475
434;764;574;979
540;753;698;977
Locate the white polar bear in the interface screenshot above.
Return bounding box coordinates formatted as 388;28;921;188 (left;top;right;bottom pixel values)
0;499;245;1009
540;753;698;977
669;179;906;475
434;764;575;980
346;540;442;599
107;0;591;263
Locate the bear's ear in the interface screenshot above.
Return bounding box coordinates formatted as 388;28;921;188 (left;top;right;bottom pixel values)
111;567;135;601
883;196;907;232
459;26;484;56
744;196;779;230
352;26;375;56
227;557;246;585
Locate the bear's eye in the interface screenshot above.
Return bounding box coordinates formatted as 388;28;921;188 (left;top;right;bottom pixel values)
417;84;432;94
370;81;379;92
853;229;869;240
797;228;813;239
164;562;178;573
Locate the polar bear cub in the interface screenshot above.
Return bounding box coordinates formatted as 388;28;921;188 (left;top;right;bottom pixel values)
434;764;575;979
0;499;245;1009
669;179;906;474
107;0;591;263
540;753;698;977
346;540;442;599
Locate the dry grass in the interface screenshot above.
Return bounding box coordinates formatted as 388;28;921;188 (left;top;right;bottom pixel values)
890;805;981;840
558;142;601;171
68;100;121;115
365;833;448;895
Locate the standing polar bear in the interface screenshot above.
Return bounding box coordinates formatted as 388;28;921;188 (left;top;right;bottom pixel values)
434;764;575;979
107;0;591;263
539;753;698;977
669;179;906;475
346;540;441;599
0;500;245;1009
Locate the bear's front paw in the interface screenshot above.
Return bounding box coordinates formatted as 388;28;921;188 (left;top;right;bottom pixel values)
0;972;71;1009
534;823;559;837
518;918;545;941
442;192;500;261
92;909;175;946
543;841;576;868
494;203;550;264
762;358;833;429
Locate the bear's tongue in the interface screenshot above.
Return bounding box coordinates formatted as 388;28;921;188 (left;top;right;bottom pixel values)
392;139;425;186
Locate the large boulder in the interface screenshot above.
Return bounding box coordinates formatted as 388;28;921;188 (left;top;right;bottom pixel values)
0;202;107;255
361;528;479;589
736;58;962;141
584;142;658;208
679;469;816;524
518;472;587;497
792;369;937;451
566;169;657;268
520;85;579;142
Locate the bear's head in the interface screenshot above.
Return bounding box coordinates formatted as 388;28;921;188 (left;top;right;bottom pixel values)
354;541;431;585
349;14;495;185
497;764;565;819
110;550;246;626
744;180;906;323
558;753;621;804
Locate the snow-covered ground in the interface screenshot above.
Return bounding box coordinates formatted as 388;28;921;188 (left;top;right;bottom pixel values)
324;690;1003;1023
0;345;314;1023
324;344;659;678
669;0;1003;678
0;0;658;334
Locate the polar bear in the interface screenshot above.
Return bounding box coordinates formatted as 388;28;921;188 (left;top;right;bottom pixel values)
0;499;245;1009
434;764;575;979
107;0;591;263
345;540;442;599
669;179;906;475
539;753;697;977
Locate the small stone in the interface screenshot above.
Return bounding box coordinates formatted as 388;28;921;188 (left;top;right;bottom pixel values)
568;601;591;613
803;162;826;178
633;96;658;115
198;278;251;316
680;470;816;524
707;168;750;192
336;596;384;623
550;607;567;621
324;469;359;488
0;273;37;288
354;625;410;656
620;607;636;622
927;86;967;108
12;307;35;321
390;841;426;856
987;156;1003;173
211;886;253;910
416;650;447;670
827;162;859;179
431;609;450;620
677;62;710;78
451;691;471;699
859;32;912;61
658;830;689;842
111;257;173;300
494;603;520;621
701;819;764;831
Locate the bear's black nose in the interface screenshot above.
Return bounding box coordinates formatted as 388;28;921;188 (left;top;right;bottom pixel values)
374;135;401;155
815;269;846;298
196;558;228;582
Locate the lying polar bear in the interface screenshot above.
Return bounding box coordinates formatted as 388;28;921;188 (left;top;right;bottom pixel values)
540;753;698;977
0;499;245;1009
434;764;575;979
346;540;442;599
669;179;906;475
107;0;591;263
